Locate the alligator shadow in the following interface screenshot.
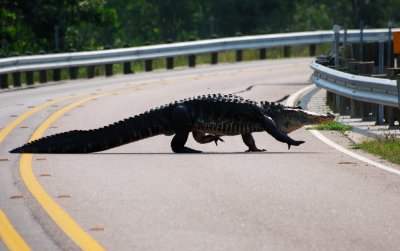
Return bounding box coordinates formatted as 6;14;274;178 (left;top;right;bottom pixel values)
93;151;321;155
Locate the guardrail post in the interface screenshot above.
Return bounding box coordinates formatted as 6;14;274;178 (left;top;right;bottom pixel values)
309;44;316;57
334;95;340;113
26;71;34;85
105;64;113;76
39;70;47;83
123;62;133;74
340;96;350;115
236;50;243;62
211;52;218;64
259;48;266;59
145;59;153;71
53;69;61;81
188;37;196;67
360;102;373;121
188;55;196;67
12;72;21;87
350;99;360;118
284;46;291;58
0;74;8;89
385;106;398;128
375;104;385;125
69;67;78;79
87;66;95;79
326;91;334;109
122;45;133;74
166;39;174;70
166;57;174;69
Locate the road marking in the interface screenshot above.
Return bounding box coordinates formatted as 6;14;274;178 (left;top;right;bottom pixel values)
0;209;31;251
310;130;400;175
0;97;70;143
287;85;400;176
20;95;106;251
4;72;205;250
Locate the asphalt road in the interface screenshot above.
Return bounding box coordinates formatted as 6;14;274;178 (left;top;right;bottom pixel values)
1;58;400;251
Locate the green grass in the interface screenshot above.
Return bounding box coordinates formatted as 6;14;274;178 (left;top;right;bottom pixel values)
354;136;400;165
308;121;352;132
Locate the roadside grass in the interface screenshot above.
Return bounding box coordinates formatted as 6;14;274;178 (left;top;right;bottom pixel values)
308;121;352;132
310;120;400;165
353;135;400;165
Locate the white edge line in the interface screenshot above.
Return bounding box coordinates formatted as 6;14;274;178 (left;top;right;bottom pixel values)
310;130;400;175
288;85;400;176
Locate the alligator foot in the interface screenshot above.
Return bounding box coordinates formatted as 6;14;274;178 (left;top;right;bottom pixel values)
173;146;202;153
287;140;305;150
245;148;266;152
212;136;224;146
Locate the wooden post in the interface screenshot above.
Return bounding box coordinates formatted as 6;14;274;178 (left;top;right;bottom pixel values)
12;72;21;87
259;48;266;60
26;71;34;85
0;74;8;89
211;52;218;65
87;66;95;79
188;55;196;68
53;69;61;81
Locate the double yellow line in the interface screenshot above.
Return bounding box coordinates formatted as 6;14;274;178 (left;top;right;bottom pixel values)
0;76;184;250
20;95;107;250
0;210;30;251
1;95;106;250
0;97;72;251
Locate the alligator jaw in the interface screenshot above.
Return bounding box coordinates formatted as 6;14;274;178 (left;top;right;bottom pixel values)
273;109;335;134
300;110;335;125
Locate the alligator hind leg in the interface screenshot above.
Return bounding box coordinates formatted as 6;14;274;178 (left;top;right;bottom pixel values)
192;131;224;145
241;133;265;152
171;131;201;153
170;105;201;153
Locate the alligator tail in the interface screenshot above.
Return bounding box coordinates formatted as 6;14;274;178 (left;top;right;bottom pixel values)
10;109;171;153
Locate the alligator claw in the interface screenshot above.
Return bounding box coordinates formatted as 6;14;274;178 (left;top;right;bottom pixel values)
288;140;305;149
214;137;224;146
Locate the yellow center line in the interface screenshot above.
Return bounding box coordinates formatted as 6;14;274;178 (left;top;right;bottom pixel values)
0;97;71;143
0;209;31;251
20;95;106;251
3;75;187;250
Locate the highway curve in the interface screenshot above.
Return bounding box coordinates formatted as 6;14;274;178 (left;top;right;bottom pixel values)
1;58;400;251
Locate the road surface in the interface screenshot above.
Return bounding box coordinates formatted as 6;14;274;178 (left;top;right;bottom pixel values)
1;58;400;251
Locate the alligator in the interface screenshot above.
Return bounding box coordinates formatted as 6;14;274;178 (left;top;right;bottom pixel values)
10;94;334;154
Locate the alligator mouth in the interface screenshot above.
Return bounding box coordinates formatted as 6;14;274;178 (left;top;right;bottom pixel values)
302;111;335;124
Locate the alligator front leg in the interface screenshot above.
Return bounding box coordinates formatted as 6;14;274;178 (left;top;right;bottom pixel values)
241;133;265;152
192;131;224;145
261;115;305;149
170;105;201;153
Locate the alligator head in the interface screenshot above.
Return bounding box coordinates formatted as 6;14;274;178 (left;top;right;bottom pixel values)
260;102;335;134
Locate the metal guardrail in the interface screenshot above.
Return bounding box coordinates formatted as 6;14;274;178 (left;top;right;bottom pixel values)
0;29;397;75
310;60;399;108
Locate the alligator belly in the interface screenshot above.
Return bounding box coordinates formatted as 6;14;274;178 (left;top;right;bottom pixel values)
193;121;262;136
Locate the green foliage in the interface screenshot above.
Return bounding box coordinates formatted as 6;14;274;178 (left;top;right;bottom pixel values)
1;0;400;55
308;121;352;132
354;135;400;165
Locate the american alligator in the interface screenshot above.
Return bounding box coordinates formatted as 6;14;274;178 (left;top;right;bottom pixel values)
10;94;334;154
